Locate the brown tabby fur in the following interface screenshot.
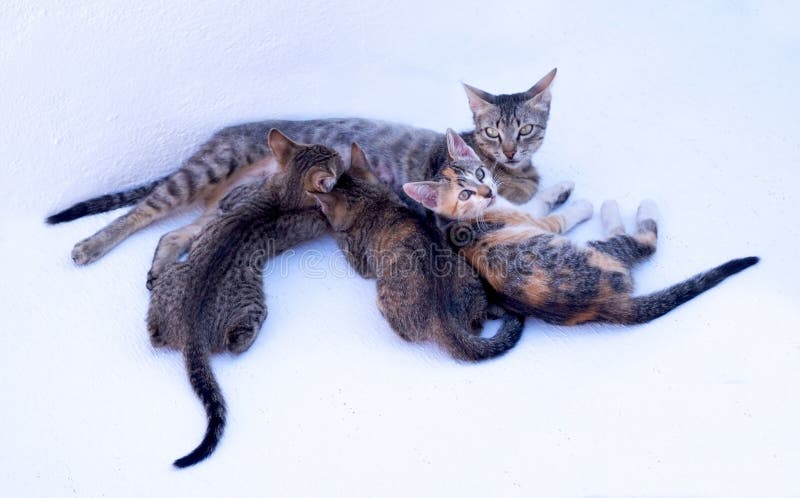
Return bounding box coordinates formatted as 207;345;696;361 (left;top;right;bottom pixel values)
146;130;342;468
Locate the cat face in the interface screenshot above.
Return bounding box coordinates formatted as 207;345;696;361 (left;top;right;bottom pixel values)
464;68;556;168
267;128;346;207
403;129;496;220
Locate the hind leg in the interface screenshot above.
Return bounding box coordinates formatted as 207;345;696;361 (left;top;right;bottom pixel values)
224;302;266;354
537;199;593;234
529;181;574;217
589;200;658;267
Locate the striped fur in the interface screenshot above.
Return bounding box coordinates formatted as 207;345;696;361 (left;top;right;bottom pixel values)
47;72;556;265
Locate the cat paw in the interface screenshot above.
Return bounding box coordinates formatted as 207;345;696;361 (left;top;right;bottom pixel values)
147;320;167;348
572;199;594;222
71;237;108;265
549;181;575;209
600;200;625;235
636;199;659;223
145;269;158;291
225;325;260;354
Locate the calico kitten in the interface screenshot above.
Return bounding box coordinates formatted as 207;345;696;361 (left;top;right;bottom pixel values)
146;131;339;468
310;146;524;361
404;130;759;325
45;69;557;265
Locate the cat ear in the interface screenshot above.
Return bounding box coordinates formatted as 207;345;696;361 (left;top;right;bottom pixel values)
462;82;494;114
267;128;299;168
348;143;379;184
403;182;440;210
310;192;336;217
445;128;481;162
524;68;557;111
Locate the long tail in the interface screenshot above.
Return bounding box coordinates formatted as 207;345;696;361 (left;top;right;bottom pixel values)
45;177;165;224
173;343;226;468
616;256;759;324
447;311;525;362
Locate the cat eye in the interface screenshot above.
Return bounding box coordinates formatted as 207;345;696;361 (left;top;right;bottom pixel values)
475;168;485;181
458;190;474;201
484;127;499;138
519;124;534;136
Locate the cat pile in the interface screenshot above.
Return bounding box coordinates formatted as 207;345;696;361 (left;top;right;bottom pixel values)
46;68;758;468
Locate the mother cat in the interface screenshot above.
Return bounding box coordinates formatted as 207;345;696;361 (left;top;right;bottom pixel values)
46;69;556;265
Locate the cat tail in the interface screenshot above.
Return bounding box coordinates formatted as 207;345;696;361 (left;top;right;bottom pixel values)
45;177;165;224
447;311;525;362
173;341;226;469
614;256;759;324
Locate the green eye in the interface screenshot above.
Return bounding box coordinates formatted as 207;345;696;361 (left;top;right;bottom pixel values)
475;168;485;181
519;124;534;136
484;127;499;138
458;190;474;201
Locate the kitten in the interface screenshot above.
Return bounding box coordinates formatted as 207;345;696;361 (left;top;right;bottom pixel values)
404;130;759;326
45;69;557;265
146;131;339;468
309;146;524;361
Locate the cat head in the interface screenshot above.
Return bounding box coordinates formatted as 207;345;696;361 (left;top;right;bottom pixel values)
464;68;556;168
403;129;496;220
309;142;385;231
267;128;346;207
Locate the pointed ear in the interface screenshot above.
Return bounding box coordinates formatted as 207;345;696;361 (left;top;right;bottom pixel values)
310;192;336;217
462;82;494;114
348;143;379;184
445;128;480;162
267;128;299;168
524;68;556;111
403;182;440;210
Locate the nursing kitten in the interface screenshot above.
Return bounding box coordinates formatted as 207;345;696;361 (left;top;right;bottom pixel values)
45;69;557;265
404;130;759;325
146;130;340;468
310;146;524;361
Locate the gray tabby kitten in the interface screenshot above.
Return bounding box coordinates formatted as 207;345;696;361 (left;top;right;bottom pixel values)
46;69;557;267
147;130;341;468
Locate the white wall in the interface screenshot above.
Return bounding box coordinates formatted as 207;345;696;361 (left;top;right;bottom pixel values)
2;1;799;496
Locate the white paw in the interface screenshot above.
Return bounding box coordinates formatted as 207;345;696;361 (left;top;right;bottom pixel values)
600;200;624;234
547;180;575;207
572;199;594;221
637;199;659;223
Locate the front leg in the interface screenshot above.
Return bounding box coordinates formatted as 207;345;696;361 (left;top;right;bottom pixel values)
493;163;540;204
537;199;593;234
529;181;574;217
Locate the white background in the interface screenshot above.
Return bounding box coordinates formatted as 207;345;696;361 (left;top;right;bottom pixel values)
2;1;799;496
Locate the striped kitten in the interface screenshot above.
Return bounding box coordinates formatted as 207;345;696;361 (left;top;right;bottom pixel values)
404;130;759;326
46;69;557;266
309;147;524;361
147;131;339;468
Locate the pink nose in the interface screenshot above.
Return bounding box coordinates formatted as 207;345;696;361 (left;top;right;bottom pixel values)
503;150;516;159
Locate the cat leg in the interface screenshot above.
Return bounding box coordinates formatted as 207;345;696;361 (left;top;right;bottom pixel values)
537;199;593;234
600;200;625;236
146;211;217;290
224;301;266;354
493;163;540;204
529;181;574;217
588;200;658;267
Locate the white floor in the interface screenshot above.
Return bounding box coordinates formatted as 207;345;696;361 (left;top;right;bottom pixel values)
2;1;799;496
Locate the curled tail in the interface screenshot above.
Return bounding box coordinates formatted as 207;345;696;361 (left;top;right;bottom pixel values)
45;177;165;224
616;256;759;324
447;311;525;362
173;343;226;468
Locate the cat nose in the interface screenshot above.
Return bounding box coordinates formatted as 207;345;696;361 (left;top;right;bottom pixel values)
503;150;516;159
479;185;493;198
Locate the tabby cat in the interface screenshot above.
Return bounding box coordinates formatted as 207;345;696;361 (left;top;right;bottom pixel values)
147;130;340;468
309;145;525;361
45;69;557;266
404;130;759;325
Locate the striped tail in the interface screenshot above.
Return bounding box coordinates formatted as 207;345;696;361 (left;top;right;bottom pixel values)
45;178;164;224
447;311;525;361
173;343;226;468
619;256;759;324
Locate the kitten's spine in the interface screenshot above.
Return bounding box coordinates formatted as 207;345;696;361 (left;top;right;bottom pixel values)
448;312;525;361
173;341;226;468
45;178;165;224
620;256;759;324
